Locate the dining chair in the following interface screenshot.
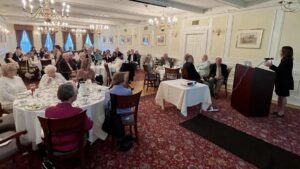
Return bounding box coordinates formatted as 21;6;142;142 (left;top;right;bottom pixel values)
164;67;180;80
104;63;112;86
111;91;142;144
0;130;32;168
18;60;29;78
143;65;159;91
223;67;232;97
0;103;15;133
38;111;87;169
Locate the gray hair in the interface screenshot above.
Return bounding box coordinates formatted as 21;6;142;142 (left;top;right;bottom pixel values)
57;82;77;101
44;65;57;74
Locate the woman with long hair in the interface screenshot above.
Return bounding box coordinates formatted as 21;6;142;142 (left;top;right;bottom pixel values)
266;46;294;117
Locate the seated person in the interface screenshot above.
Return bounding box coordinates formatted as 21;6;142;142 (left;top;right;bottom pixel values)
0;63;27;112
59;53;77;80
103;50;112;63
160;53;172;67
39;65;67;88
114;53;125;72
12;46;23;62
4;52;17;64
134;50;141;66
105;72;132;115
94;49;103;64
127;49;135;63
182;54;201;82
143;54;155;72
197;54;210;80
76;58;95;82
208;57;228;97
112;48;122;62
45;82;93;152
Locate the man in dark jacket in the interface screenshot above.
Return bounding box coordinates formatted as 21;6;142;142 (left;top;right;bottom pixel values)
59;53;77;80
182;54;201;82
12;46;23;62
208;57;228;97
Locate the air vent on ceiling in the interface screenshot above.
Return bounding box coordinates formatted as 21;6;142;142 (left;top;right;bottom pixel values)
192;20;200;25
144;26;148;30
129;0;168;8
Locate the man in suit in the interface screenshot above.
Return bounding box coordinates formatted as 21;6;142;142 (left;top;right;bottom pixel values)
182;54;201;82
160;53;173;67
12;46;23;62
59;53;77;80
208;57;228;97
127;49;135;62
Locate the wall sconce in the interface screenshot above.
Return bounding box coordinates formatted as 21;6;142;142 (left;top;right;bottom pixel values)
213;28;225;36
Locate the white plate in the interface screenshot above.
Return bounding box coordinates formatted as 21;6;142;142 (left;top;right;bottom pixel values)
24;103;45;111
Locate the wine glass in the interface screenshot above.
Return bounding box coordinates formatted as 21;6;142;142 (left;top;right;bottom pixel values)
29;83;36;97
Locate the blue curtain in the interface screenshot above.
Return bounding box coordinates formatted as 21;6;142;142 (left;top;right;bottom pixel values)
44;32;53;51
65;32;74;51
20;30;31;53
85;34;93;47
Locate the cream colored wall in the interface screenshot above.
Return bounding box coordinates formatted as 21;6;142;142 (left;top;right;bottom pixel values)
210;15;227;57
229;9;275;59
280;12;300;62
0;17;12;58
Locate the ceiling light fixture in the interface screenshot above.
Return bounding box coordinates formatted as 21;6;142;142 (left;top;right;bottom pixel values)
279;0;300;12
22;0;71;23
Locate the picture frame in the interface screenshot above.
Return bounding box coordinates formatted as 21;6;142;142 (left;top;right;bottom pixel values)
102;36;107;44
142;34;150;46
108;36;113;44
126;35;132;45
119;35;125;45
156;33;166;46
236;29;264;49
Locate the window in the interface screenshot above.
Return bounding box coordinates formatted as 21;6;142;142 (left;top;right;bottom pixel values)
85;34;93;47
65;32;74;51
44;32;53;51
20;30;31;53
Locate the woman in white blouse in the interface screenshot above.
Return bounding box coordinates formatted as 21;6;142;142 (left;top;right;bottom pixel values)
39;65;67;88
0;63;27;111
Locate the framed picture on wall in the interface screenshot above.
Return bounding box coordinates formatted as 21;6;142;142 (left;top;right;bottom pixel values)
126;35;132;45
108;36;113;44
103;36;107;44
142;34;150;46
119;35;125;45
156;34;166;46
236;29;264;49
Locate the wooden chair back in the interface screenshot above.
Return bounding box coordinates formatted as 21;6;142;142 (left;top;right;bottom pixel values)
40;59;52;69
104;63;112;85
112;91;142;118
165;67;180;80
18;60;29;73
38;111;86;158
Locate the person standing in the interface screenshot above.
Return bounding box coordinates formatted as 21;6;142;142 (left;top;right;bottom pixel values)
265;46;294;117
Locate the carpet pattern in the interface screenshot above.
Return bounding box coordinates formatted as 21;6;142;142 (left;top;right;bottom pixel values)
1;94;300;169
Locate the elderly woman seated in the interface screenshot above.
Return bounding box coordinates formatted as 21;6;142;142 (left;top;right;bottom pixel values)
76;58;95;82
39;65;67;88
105;72;132;114
0;63;27;112
45;82;93;152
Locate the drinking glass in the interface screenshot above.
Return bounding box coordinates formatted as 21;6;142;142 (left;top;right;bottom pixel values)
29;83;36;97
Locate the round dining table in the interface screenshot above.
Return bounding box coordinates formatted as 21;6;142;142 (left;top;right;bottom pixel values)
13;82;108;149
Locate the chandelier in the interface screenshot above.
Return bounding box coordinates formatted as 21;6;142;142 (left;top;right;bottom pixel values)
71;28;87;33
21;0;71;23
89;24;110;33
279;0;300;12
148;16;178;26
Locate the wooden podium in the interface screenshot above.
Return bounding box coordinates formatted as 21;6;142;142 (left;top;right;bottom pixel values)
231;64;275;117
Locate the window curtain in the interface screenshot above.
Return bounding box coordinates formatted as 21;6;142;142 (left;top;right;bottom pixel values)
63;30;76;51
82;32;94;47
14;24;34;47
41;32;56;49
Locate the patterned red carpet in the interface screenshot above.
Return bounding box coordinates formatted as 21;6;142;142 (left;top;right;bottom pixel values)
1;93;300;169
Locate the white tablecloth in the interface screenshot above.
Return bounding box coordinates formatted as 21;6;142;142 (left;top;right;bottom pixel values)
155;79;212;116
91;64;116;85
13;84;108;149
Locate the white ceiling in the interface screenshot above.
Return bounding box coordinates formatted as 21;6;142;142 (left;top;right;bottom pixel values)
0;0;275;27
